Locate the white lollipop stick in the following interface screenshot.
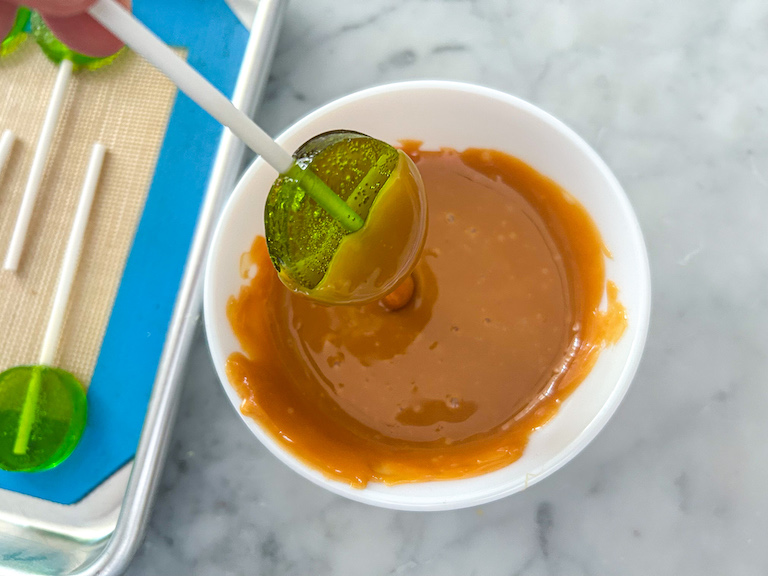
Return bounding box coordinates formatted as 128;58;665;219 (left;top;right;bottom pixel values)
39;143;105;365
4;59;74;272
0;129;16;178
88;0;365;231
87;0;293;174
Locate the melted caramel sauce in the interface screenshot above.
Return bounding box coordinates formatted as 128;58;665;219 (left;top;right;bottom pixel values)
226;146;627;487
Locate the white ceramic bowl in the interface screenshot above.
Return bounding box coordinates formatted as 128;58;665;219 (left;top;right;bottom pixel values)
204;81;651;511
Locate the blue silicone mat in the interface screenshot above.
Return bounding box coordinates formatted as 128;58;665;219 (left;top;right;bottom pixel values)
0;0;248;504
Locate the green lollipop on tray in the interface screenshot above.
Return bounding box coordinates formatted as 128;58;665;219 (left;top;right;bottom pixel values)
83;0;428;304
0;367;87;472
0;143;105;472
0;7;30;57
30;11;122;71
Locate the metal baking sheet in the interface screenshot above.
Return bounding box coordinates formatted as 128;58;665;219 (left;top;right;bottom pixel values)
0;0;285;573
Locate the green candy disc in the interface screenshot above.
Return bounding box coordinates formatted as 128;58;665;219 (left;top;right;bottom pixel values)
265;130;399;291
0;7;30;57
0;365;87;472
30;11;122;71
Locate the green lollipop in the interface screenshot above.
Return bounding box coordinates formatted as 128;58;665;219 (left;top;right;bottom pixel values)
266;131;427;305
0;143;105;472
0;366;87;472
30;11;122;70
0;7;30;57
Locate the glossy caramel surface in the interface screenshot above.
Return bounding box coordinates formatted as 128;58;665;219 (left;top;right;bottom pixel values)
226;146;626;487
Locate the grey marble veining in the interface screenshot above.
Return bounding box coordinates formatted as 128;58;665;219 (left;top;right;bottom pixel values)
126;0;768;574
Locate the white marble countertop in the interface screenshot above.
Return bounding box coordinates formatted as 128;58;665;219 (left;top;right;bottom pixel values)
126;0;768;573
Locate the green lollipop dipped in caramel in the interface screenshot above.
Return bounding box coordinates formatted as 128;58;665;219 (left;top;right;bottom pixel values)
74;1;427;305
0;7;30;57
265;131;427;305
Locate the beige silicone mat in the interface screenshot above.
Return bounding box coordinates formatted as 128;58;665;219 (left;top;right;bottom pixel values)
0;40;180;387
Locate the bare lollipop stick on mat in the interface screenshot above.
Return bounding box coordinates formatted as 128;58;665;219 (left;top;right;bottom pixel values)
3;15;121;272
0;130;16;178
3;60;72;272
0;143;105;473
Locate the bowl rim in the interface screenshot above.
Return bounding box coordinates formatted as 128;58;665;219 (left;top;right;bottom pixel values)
203;80;652;511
